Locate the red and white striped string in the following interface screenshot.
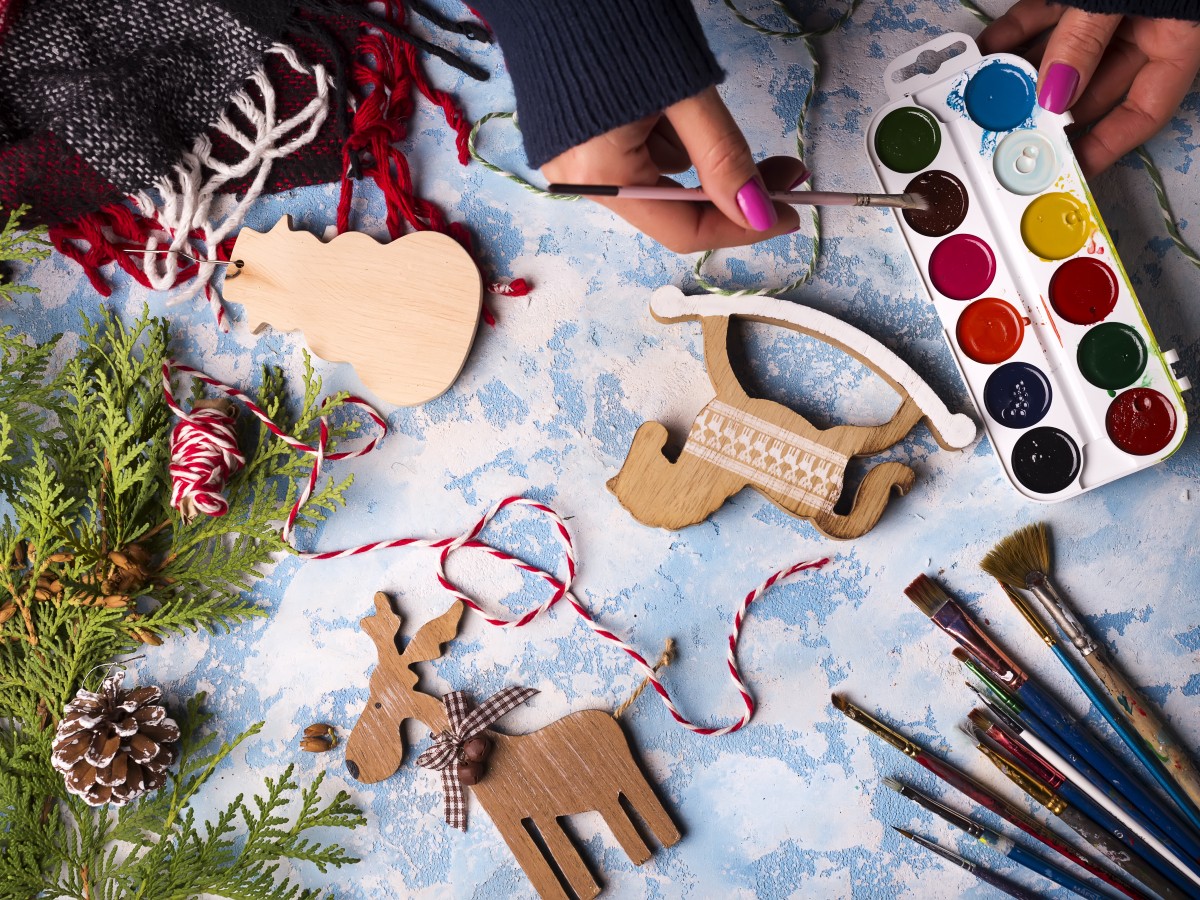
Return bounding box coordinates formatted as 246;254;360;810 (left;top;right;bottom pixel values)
163;360;831;735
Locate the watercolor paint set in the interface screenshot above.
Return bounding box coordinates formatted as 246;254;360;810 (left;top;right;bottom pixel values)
867;33;1190;501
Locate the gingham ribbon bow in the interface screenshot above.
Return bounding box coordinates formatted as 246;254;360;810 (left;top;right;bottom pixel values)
415;686;538;830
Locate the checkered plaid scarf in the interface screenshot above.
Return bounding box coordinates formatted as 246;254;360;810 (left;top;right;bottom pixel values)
415;687;537;830
0;0;498;317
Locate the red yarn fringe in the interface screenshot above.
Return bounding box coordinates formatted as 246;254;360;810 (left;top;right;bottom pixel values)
47;0;530;326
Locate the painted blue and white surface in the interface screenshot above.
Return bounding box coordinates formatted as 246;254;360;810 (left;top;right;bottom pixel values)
4;1;1199;897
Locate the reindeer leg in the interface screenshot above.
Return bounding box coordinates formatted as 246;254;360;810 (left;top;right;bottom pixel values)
616;776;681;851
491;815;572;900
536;817;600;900
599;797;653;865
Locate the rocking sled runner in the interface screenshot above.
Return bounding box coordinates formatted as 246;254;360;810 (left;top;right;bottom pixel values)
345;593;680;900
608;287;977;539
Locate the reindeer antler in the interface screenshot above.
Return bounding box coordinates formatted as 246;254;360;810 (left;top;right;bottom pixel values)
360;592;404;660
400;600;463;666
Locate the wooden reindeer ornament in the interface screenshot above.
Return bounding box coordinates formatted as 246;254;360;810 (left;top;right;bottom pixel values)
224;217;482;406
345;592;681;900
608;286;977;539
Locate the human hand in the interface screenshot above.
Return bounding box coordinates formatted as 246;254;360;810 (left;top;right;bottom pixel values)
980;2;1200;177
541;86;806;253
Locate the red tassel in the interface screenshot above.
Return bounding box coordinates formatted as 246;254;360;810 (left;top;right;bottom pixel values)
47;203;169;296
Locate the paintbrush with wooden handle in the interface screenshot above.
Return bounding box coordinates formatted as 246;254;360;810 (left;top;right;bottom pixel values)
547;183;932;210
982;523;1200;834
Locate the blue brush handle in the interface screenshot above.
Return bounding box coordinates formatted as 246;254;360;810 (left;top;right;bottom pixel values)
1005;842;1108;900
1015;684;1200;895
970;863;1043;900
1051;643;1200;863
1017;679;1200;862
1055;776;1200;898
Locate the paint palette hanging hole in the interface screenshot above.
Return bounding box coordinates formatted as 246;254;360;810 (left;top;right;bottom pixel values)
889;41;969;85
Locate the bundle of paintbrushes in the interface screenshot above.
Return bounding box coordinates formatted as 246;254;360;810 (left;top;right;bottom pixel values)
888;559;1200;899
829;528;1200;899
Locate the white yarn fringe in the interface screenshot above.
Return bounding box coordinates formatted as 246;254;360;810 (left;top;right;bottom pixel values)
134;44;330;329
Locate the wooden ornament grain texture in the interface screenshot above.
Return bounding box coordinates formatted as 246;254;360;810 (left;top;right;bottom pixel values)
226;218;482;406
346;593;681;900
608;287;976;540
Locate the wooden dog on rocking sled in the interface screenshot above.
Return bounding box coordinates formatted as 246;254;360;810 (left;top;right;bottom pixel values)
608;286;976;540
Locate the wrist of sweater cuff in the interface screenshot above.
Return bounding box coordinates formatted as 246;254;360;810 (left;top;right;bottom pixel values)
474;0;724;167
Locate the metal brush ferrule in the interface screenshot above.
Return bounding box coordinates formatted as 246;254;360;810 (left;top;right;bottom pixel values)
1001;586;1057;648
901;782;984;838
977;743;1064;813
1026;573;1098;655
988;723;1064;788
838;700;921;757
858;193;907;208
934;602;1026;689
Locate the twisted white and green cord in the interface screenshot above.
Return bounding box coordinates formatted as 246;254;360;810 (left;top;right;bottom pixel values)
468;0;1198;296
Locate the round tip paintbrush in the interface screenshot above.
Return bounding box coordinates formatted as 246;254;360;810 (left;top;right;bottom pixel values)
883;776;1112;900
982;523;1200;833
546;183;932;211
891;827;1041;899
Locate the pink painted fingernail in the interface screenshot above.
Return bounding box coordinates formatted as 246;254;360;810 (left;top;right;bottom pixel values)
736;178;777;231
788;165;812;190
1039;63;1079;114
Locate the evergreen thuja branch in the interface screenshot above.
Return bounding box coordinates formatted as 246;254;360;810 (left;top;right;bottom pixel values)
0;205;51;303
0;326;60;492
98;694;363;900
0;308;366;897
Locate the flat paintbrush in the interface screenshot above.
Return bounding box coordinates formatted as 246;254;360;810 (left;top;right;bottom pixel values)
831;694;1148;900
963;711;1200;897
994;578;1200;859
906;573;1200;880
982;523;1200;832
546;183;932;210
959;654;1200;890
892;828;1041;899
971;734;1193;900
884;777;1108;899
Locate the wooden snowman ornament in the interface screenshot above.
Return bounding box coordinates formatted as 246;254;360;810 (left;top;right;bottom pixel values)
608;286;977;539
225;217;482;406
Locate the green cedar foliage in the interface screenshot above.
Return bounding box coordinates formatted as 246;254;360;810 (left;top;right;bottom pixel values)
0;205;51;303
0;303;368;897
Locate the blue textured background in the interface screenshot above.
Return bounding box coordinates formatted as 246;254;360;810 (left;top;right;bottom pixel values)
3;1;1198;897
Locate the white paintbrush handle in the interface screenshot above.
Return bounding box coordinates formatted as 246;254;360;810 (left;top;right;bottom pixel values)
1022;729;1200;890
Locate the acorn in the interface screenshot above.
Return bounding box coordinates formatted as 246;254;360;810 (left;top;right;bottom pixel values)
456;760;485;786
300;736;335;753
304;723;337;739
461;736;492;763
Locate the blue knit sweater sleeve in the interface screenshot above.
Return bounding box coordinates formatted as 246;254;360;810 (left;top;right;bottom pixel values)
472;0;1200;169
469;0;724;168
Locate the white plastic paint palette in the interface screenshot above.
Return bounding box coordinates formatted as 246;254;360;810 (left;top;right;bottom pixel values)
867;33;1190;501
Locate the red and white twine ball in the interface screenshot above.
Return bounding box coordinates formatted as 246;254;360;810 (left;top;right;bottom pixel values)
164;360;830;735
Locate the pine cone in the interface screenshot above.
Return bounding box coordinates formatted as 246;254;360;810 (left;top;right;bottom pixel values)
51;671;180;806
